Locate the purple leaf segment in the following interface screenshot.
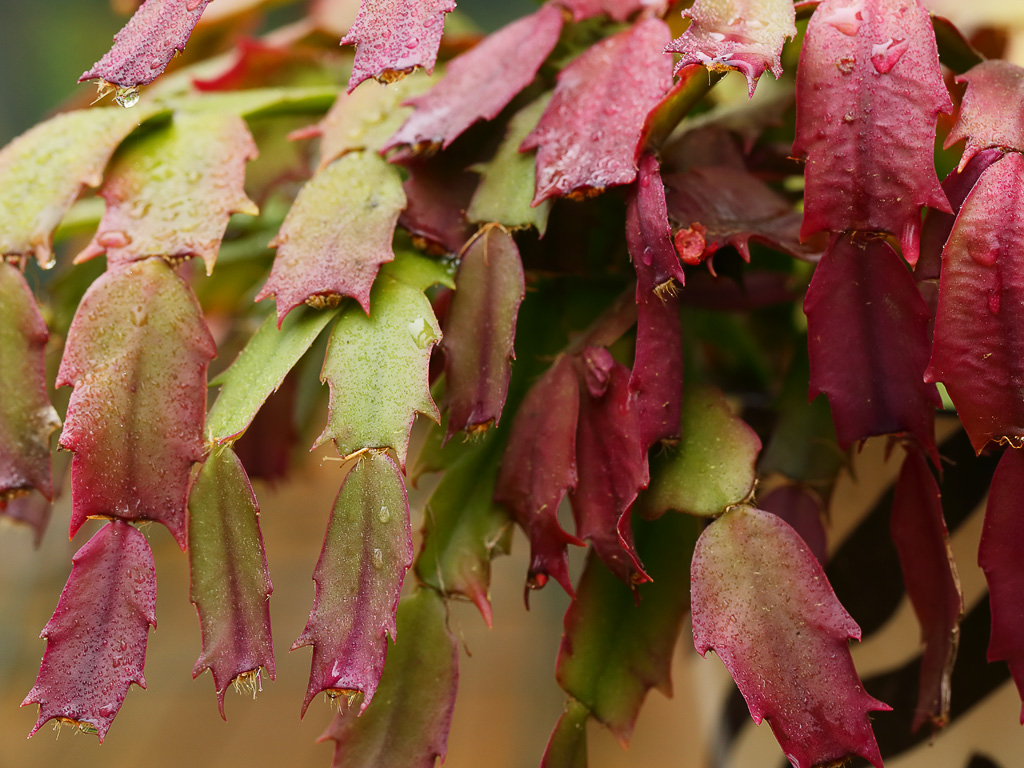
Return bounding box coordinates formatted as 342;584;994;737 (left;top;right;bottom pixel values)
22;522;157;742
979;447;1024;723
188;447;275;719
494;356;583;595
292;451;413;716
339;0;455;92
666;0;797;96
80;0;212;88
0;263;60;502
570;348;649;585
794;0;952;265
946;60;1024;170
926;152;1024;452
442;226;525;440
56;259;216;547
890;447;962;731
521;19;674;205
691;506;888;768
805;236;940;461
396;156;476;255
255;151;405;324
384;4;564;151
319;589;458;768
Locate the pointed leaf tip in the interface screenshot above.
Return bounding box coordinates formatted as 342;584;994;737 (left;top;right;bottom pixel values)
23;522;156;742
521;19;674;205
293;452;413;716
80;0;212;88
666;0;797;96
339;0;455;92
189;448;275;719
691;506;889;768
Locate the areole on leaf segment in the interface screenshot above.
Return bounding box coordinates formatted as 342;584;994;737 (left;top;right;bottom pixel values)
57;258;216;548
293;451;413;716
794;0;952;266
691;504;888;768
23;522;157;742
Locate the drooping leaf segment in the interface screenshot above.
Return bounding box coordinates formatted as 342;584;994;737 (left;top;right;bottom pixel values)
1;0;1023;765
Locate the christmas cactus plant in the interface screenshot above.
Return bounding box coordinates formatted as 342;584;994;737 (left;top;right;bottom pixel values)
2;0;1023;765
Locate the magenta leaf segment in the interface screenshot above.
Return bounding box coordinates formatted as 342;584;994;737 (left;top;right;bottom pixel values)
23;522;157;741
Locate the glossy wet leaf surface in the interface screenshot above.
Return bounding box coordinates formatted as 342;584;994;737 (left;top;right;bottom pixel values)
315;255;442;467
643;386;760;518
0;107;155;265
188;447;275;718
76;112;258;274
806;236;939;460
442;227;524;439
794;0;951;264
926;153;1024;452
57;259;216;547
666;0;797;96
339;0;455;92
691;505;888;768
319;589;457;768
521;19;673;205
207;307;338;444
292;452;413;715
80;0;212;88
0;263;60;502
256;151;405;323
385;5;563;151
23;522;157;742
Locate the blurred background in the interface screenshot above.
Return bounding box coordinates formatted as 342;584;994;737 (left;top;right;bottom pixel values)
3;2;1024;768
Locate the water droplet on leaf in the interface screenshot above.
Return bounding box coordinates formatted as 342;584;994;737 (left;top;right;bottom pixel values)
115;86;140;109
372;548;384;569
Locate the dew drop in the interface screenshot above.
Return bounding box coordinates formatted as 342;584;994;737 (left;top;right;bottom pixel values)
989;291;1001;315
870;38;909;74
115;86;140;109
372;548;384;570
407;317;436;349
377;505;390;524
186;0;203;10
824;6;863;36
130;305;148;326
404;36;420;49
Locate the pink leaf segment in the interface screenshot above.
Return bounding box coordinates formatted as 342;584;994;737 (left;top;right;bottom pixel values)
339;0;455;93
0;263;61;502
691;505;889;768
521;19;674;206
384;4;564;151
890;446;962;730
80;0;212;88
627;153;685;292
442;226;525;440
805;236;940;462
666;0;797;97
554;0;662;22
794;0;952;265
946;60;1024;171
22;521;157;741
56;259;216;547
926;152;1024;452
292;451;413;716
570;348;650;586
494;355;583;595
76;112;259;275
979;447;1024;723
759;485;827;566
188;447;275;719
255;151;405;324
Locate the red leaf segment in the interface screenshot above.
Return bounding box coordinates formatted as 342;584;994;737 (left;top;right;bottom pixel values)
691;506;888;768
946;60;1024;171
794;0;951;265
23;522;157;741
